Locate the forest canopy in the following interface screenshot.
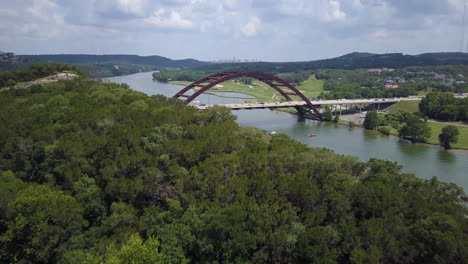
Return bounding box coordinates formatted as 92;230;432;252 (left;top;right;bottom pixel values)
0;74;466;263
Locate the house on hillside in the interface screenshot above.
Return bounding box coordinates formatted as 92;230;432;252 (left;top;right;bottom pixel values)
384;84;399;89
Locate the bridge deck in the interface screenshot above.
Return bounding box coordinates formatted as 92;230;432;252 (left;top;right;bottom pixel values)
194;98;420;110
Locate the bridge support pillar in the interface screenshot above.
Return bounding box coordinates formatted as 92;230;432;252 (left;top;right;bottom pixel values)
295;106;321;120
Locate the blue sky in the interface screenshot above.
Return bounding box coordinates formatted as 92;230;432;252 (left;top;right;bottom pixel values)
0;0;466;61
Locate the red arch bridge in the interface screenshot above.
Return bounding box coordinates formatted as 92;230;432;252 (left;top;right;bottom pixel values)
173;72;410;120
173;71;322;119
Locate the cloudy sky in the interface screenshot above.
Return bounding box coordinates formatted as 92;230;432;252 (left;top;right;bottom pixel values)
0;0;466;61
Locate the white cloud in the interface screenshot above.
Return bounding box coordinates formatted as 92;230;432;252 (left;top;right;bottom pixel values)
241;16;262;37
224;0;237;10
0;0;464;60
115;0;148;17
144;9;194;29
374;30;387;38
274;0;346;22
161;0;190;4
27;0;62;23
320;0;347;22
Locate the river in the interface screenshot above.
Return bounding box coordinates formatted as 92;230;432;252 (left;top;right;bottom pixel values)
106;72;468;191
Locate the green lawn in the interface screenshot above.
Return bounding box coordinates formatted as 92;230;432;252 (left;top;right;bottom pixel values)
425;121;468;149
387;100;420;113
296;75;324;99
378;120;468;149
170;74;324;102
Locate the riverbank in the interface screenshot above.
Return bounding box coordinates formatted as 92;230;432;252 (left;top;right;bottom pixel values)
340;113;468;150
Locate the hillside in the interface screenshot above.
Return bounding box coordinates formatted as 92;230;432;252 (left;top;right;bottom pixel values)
194;52;468;73
0;75;466;263
21;54;207;69
5;52;468;78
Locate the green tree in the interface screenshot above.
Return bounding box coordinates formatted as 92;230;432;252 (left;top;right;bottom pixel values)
363;110;380;129
323;107;333;121
74;176;106;224
61;233;164;264
398;115;431;142
103;233;164;264
6;79;16;87
0;171;28;233
439;125;459;149
0;185;86;263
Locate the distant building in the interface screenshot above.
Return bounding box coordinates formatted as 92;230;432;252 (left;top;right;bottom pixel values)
367;69;382;74
384;84;399;89
367;68;395;74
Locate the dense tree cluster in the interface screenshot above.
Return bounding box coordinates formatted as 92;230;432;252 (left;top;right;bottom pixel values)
152;70;206;83
316;69;418;99
0;76;466;263
419;92;468;121
363;110;432;142
78;63;161;78
0;63;86;87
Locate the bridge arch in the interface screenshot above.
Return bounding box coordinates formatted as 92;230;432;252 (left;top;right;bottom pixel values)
173;72;321;119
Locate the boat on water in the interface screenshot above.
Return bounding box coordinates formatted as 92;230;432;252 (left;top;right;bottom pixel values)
268;131;277;135
307;133;316;137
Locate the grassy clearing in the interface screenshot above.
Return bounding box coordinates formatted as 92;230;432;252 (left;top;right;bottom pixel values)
425;121;468;149
296;75;324;99
170;74;324;102
417;88;433;96
387;100;420;113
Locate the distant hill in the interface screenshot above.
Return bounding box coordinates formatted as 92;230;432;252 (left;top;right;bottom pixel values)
5;52;468;77
194;52;468;73
20;54;207;69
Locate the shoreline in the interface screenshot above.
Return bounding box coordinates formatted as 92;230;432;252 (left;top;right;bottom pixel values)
156;77;468;150
339;115;468;150
185;83;468;150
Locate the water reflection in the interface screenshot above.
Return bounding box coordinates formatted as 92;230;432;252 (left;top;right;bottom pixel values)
437;149;457;164
397;140;431;159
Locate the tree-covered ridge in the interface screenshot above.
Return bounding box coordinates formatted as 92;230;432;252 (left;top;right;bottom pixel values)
194;52;468;73
0;63;87;88
22;54;207;69
0;78;466;263
153;70;207;82
317;66;468;99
